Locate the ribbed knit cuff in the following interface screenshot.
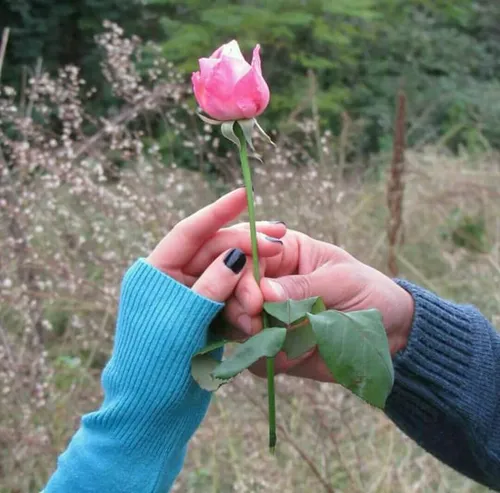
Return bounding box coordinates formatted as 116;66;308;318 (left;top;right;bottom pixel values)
84;259;223;453
44;260;225;493
386;280;496;440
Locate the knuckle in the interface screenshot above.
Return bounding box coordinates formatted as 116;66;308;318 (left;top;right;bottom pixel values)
223;299;241;323
237;279;262;314
197;280;222;301
170;222;189;242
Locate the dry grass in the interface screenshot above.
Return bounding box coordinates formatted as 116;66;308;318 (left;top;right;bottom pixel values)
173;147;498;493
2;146;498;492
1;22;498;493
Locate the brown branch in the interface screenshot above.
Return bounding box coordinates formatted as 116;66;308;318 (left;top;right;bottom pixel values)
387;91;407;277
308;69;325;168
73;83;169;162
0;28;10;83
338;111;351;183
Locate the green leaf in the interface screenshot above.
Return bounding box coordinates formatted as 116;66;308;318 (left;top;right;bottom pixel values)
212;327;287;380
237;119;256;151
197;113;222;125
280;298;326;359
309;309;394;409
191;338;228;391
264;297;325;325
254;119;276;147
194;338;228;356
221;121;240;149
191;354;227;391
281;317;316;360
278;12;314;26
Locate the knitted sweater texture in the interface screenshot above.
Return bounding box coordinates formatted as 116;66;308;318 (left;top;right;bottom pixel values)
44;261;500;491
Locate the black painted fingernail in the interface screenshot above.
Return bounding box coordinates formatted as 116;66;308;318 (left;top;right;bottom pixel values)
269;220;287;226
224;248;246;274
264;235;283;244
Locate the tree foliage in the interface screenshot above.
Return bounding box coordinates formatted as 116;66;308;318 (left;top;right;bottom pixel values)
3;0;500;153
1;0;147;92
150;0;500;151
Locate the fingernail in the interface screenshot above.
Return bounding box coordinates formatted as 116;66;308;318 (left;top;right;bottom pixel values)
264;235;283;244
266;279;286;299
237;314;253;335
269;220;287;226
224;248;246;274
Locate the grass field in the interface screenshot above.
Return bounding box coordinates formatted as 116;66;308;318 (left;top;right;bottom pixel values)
1;147;498;492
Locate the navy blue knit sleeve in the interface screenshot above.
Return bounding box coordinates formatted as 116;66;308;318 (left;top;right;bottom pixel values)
386;280;500;490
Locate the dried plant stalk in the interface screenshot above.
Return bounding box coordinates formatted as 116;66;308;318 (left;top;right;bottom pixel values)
0;28;10;81
387;91;407;277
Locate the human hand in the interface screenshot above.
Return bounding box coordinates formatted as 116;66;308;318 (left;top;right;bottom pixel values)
224;229;414;382
146;187;286;299
107;188;287;410
100;189;287;438
43;191;289;492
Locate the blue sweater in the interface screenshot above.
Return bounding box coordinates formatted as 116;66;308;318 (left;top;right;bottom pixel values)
44;261;500;492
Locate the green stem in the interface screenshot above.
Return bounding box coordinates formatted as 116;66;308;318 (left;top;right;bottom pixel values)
235;122;277;452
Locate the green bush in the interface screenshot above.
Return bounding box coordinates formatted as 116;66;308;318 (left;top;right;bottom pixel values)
3;0;500;155
150;0;500;153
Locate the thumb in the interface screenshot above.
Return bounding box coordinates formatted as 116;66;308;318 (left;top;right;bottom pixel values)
192;248;247;302
261;269;329;302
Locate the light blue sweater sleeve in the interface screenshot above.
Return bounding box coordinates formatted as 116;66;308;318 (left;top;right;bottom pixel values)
44;259;223;492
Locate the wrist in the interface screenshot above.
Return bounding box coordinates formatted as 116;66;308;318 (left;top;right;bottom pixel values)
97;260;223;444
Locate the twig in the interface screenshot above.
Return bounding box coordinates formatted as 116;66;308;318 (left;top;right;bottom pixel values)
0;323;16;368
308;69;325;169
387;91;407;277
73;84;167;161
304;393;364;493
26;57;43;118
0;28;10;83
338;111;351;183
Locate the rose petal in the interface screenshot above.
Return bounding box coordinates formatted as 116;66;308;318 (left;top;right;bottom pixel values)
202;59;249;120
192;71;206;110
211;40;245;61
193;41;269;121
233;64;270;119
251;44;263;75
205;56;249;94
224;55;251;81
199;57;219;78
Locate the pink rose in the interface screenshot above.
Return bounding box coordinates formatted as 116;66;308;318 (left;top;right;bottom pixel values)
192;40;270;121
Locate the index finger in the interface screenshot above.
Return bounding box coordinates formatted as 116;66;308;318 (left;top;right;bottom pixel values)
147;188;247;271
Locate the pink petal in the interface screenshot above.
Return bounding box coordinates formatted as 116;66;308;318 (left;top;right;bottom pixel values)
232;63;270;119
205;57;249;95
203;98;244;121
210;45;223;59
251;44;263;75
193;41;268;121
192;71;207;110
202;59;249;120
224;56;251;81
199;57;219;78
211;40;244;61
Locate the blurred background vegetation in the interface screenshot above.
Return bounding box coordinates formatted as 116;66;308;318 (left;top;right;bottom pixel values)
3;0;500;157
1;1;499;492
